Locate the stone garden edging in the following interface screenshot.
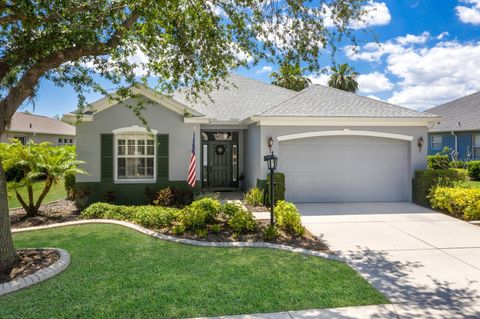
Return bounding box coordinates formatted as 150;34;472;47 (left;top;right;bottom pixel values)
12;219;341;261
0;248;70;296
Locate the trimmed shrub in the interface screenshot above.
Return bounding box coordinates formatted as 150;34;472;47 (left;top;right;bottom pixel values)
467;161;480;180
266;172;286;204
244;187;264;206
132;206;178;228
179;198;221;230
81;203;135;221
152;187;194;207
450;160;467;169
222;202;243;217
152;187;174;207
227;208;256;234
64;171;76;200
427;154;450;170
429;187;480;220
413;169;469;206
274;200;304;236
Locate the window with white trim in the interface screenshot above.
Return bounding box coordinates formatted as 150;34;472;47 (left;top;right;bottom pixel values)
473;134;480;160
115;132;156;181
431;135;442;151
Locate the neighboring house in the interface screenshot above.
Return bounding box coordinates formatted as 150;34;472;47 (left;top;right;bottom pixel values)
64;74;438;204
426;91;480;161
1;112;76;146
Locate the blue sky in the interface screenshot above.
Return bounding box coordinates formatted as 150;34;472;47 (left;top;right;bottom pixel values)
22;0;480;117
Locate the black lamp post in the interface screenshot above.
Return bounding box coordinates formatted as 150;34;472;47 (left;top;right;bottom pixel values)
264;151;278;226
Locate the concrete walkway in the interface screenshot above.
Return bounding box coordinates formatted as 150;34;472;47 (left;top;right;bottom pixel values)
299;202;480;319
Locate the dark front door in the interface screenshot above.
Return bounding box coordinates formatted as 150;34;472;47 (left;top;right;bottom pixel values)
208;141;231;187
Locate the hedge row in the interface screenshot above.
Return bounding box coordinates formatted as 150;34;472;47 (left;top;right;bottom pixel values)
429;187;480;220
413;169;469;206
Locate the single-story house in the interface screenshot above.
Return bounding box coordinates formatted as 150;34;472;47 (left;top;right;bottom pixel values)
426;91;480;161
64;74;438;204
1;112;76;145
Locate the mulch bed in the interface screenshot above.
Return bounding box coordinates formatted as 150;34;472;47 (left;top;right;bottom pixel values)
0;249;59;284
163;219;329;253
10;200;80;229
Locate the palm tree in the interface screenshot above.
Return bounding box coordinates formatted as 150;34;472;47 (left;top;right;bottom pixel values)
1;141;86;217
270;61;311;92
328;63;359;93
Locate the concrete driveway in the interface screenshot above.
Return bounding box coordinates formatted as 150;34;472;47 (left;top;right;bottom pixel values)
298;202;480;319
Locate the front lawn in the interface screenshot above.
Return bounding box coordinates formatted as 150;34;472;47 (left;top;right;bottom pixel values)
8;179;65;209
1;224;388;318
464;180;480;188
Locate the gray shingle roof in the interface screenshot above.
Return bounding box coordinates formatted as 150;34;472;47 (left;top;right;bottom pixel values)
7;112;75;136
258;84;437;118
172;74;296;121
425;91;480;132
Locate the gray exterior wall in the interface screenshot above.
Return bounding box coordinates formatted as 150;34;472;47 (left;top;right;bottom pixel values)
0;132;75;145
76;98;199;183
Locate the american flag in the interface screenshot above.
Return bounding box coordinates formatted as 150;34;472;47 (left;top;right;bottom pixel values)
187;132;196;187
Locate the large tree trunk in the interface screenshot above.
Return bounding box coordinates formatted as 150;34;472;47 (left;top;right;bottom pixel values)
0;162;19;275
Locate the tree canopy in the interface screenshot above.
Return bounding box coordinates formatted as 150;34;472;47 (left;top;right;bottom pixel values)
328;63;359;93
270;60;311;91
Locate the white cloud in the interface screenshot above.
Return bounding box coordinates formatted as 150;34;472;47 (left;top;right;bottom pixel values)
436;32;449;40
357;72;393;93
395;32;430;45
256;65;273;74
323;1;391;29
456;0;480;25
307;73;330;86
347;37;480;110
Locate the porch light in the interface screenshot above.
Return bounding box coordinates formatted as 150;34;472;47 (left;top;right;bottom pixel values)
264;152;278;226
267;136;274;150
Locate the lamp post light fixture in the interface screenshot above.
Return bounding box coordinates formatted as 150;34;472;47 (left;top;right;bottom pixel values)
264;152;278;226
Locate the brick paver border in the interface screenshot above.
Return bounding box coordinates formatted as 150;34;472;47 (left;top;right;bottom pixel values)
12;219;340;261
0;248;70;296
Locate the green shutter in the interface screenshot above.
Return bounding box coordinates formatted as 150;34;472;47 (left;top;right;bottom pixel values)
157;134;169;180
101;134;114;182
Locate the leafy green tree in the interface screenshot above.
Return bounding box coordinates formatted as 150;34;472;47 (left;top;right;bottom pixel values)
328;63;359;93
1;141;85;217
270;60;311;91
0;0;369;275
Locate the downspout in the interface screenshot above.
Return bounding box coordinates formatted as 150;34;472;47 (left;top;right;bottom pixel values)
451;131;457;160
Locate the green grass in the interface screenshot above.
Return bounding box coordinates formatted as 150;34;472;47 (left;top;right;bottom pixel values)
464;180;480;188
7;179;65;209
1;224;388;318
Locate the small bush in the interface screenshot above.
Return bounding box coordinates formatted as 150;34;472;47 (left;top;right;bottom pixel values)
263;225;278;241
227;209;256;234
274;200;304;236
413;169;469;206
152;187;174;207
180;198;221;230
195;228;208;238
81;203;135;221
467;161;480;180
172;225;186;235
222;202;244;217
244;187;264;206
429;187;480;220
450;160;466;169
427;154;450;170
267;173;286;204
194;191;220;201
210;224;222;234
132;206;178;228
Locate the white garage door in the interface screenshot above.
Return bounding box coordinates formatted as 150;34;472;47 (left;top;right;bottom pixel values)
278;136;410;203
